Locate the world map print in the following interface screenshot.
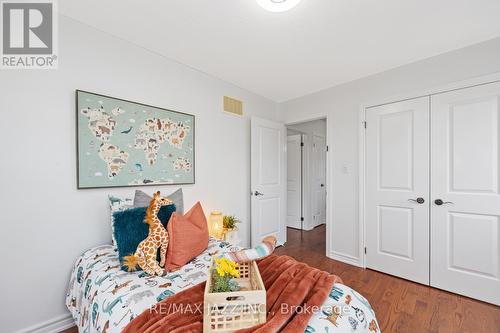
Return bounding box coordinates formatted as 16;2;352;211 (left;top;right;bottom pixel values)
77;91;194;188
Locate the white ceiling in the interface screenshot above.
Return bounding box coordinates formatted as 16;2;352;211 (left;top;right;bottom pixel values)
59;0;500;102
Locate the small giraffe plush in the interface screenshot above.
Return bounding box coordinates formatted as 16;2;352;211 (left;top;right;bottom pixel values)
123;191;172;276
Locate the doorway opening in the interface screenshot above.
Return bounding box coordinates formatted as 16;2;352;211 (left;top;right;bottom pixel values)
286;119;327;251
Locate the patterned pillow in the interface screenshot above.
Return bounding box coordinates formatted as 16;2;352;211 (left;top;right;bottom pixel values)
113;204;176;271
108;195;134;247
133;189;184;215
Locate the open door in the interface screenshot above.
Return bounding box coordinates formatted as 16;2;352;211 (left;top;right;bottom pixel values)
286;134;302;229
312;135;327;227
251;116;287;247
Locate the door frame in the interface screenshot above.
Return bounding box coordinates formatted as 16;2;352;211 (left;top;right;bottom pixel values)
358;72;500;269
286;116;330;256
286;133;304;230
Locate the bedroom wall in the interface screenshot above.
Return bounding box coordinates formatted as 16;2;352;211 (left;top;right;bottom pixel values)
0;15;278;333
279;37;500;266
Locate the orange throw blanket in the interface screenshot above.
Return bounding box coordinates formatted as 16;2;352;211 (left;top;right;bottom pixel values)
123;254;343;333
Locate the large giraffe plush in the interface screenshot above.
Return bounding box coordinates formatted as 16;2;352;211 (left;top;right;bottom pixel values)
123;191;172;276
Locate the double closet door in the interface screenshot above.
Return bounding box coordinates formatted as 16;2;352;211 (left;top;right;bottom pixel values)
365;81;500;305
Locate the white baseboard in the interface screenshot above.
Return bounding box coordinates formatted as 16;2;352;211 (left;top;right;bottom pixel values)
329;250;363;268
14;314;75;333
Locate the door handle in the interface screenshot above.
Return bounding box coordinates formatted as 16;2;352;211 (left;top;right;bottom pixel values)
254;191;264;196
434;199;454;206
408;197;425;204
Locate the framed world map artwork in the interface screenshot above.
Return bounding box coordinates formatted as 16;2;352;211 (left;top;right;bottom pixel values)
76;90;195;189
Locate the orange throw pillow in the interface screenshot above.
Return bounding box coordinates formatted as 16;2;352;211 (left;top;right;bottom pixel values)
165;202;209;272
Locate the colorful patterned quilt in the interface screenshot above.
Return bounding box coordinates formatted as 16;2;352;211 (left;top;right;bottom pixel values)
66;239;379;333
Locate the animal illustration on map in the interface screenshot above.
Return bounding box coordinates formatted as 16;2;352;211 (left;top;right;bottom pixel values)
98;143;130;179
80;106;116;141
121;126;133;134
123;192;172;276
320;306;341;327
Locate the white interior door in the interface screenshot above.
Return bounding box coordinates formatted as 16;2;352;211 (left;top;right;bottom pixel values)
287;134;302;229
312;135;326;226
365;97;430;284
251;116;286;247
431;82;500;305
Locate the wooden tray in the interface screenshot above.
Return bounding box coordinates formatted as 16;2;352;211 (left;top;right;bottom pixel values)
203;260;266;332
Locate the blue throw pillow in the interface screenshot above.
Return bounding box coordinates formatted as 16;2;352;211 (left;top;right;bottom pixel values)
112;204;176;271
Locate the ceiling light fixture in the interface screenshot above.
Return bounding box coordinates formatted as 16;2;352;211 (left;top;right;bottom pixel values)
256;0;302;13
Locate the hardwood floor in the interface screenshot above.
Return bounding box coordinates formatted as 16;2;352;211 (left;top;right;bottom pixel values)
275;225;500;333
60;225;499;333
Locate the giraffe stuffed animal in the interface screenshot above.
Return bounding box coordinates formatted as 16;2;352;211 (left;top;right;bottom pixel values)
123;191;172;276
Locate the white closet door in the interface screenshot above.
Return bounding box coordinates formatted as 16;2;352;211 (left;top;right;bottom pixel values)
366;97;430;284
431;82;500;305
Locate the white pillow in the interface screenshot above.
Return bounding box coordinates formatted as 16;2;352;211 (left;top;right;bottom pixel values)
108;195;133;247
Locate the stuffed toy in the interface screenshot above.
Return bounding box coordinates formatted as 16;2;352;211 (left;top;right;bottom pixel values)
123;191;172;276
221;235;277;263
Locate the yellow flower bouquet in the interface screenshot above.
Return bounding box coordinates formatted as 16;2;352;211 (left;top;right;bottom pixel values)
211;258;240;293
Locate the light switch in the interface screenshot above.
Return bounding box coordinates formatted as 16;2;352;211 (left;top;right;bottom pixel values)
342;163;349;174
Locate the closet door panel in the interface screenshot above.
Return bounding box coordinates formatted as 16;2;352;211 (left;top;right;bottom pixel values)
431;81;500;305
365;96;430;284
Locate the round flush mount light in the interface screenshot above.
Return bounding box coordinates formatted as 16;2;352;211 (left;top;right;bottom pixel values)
256;0;302;12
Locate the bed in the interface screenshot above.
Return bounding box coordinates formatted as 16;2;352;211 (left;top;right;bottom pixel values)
66;238;379;333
